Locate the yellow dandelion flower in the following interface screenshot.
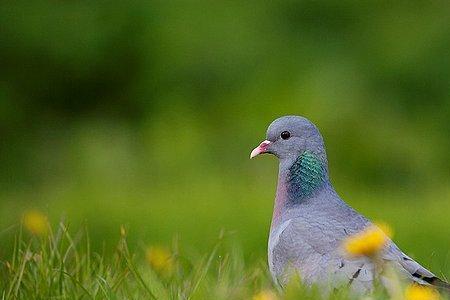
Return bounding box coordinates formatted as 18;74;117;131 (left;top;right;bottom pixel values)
375;221;393;238
252;289;278;300
23;210;48;236
405;284;440;300
145;246;174;275
343;223;391;257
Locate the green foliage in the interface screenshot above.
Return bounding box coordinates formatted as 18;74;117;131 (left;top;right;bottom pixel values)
0;224;265;299
2;224;446;299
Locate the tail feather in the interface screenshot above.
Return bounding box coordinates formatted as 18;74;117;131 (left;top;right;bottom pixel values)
412;272;450;291
429;276;450;292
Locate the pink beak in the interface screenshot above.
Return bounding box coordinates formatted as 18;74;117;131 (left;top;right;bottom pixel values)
250;140;271;159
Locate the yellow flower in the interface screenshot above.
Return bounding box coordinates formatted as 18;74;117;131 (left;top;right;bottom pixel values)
23;210;48;236
375;221;393;238
145;246;174;275
252;289;278;300
405;284;440;300
343;223;391;257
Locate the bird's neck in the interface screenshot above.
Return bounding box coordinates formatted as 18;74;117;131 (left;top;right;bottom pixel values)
272;151;329;227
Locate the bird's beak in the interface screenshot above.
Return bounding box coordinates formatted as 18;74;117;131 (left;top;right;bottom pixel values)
250;140;271;159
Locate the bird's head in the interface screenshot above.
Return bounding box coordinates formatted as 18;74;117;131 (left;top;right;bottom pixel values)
250;116;326;162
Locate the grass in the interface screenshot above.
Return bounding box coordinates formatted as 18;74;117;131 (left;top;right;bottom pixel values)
1;220;449;300
0;222;270;299
1;163;450;299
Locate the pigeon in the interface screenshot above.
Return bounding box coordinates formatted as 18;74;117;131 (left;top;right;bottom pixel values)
250;115;449;293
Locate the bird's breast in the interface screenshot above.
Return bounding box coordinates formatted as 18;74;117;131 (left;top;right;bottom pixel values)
268;219;292;284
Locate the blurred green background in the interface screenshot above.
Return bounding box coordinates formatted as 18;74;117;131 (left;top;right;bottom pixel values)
1;1;449;275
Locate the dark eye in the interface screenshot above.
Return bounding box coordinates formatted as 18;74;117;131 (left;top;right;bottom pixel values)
280;131;291;140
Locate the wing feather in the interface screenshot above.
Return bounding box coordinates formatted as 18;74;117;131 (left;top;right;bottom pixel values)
271;216;450;293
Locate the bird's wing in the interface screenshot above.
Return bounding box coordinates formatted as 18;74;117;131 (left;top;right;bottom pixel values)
272;216;378;292
382;241;450;290
272;215;450;293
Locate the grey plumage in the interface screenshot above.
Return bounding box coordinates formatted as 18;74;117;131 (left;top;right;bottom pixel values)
250;115;449;293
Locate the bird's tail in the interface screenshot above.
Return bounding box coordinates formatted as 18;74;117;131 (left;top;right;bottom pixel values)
430;276;450;293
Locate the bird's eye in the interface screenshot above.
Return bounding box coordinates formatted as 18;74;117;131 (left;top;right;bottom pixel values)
280;131;291;140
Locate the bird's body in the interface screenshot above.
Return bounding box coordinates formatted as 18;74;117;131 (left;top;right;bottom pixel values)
250;116;449;293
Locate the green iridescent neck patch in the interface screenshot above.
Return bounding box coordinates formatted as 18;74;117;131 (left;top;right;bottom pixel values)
287;151;327;202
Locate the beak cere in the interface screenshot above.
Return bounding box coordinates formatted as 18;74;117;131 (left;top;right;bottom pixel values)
250;140;271;159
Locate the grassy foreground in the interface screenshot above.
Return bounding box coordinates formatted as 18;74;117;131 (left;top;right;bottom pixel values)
0;219;448;300
0;222;276;300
